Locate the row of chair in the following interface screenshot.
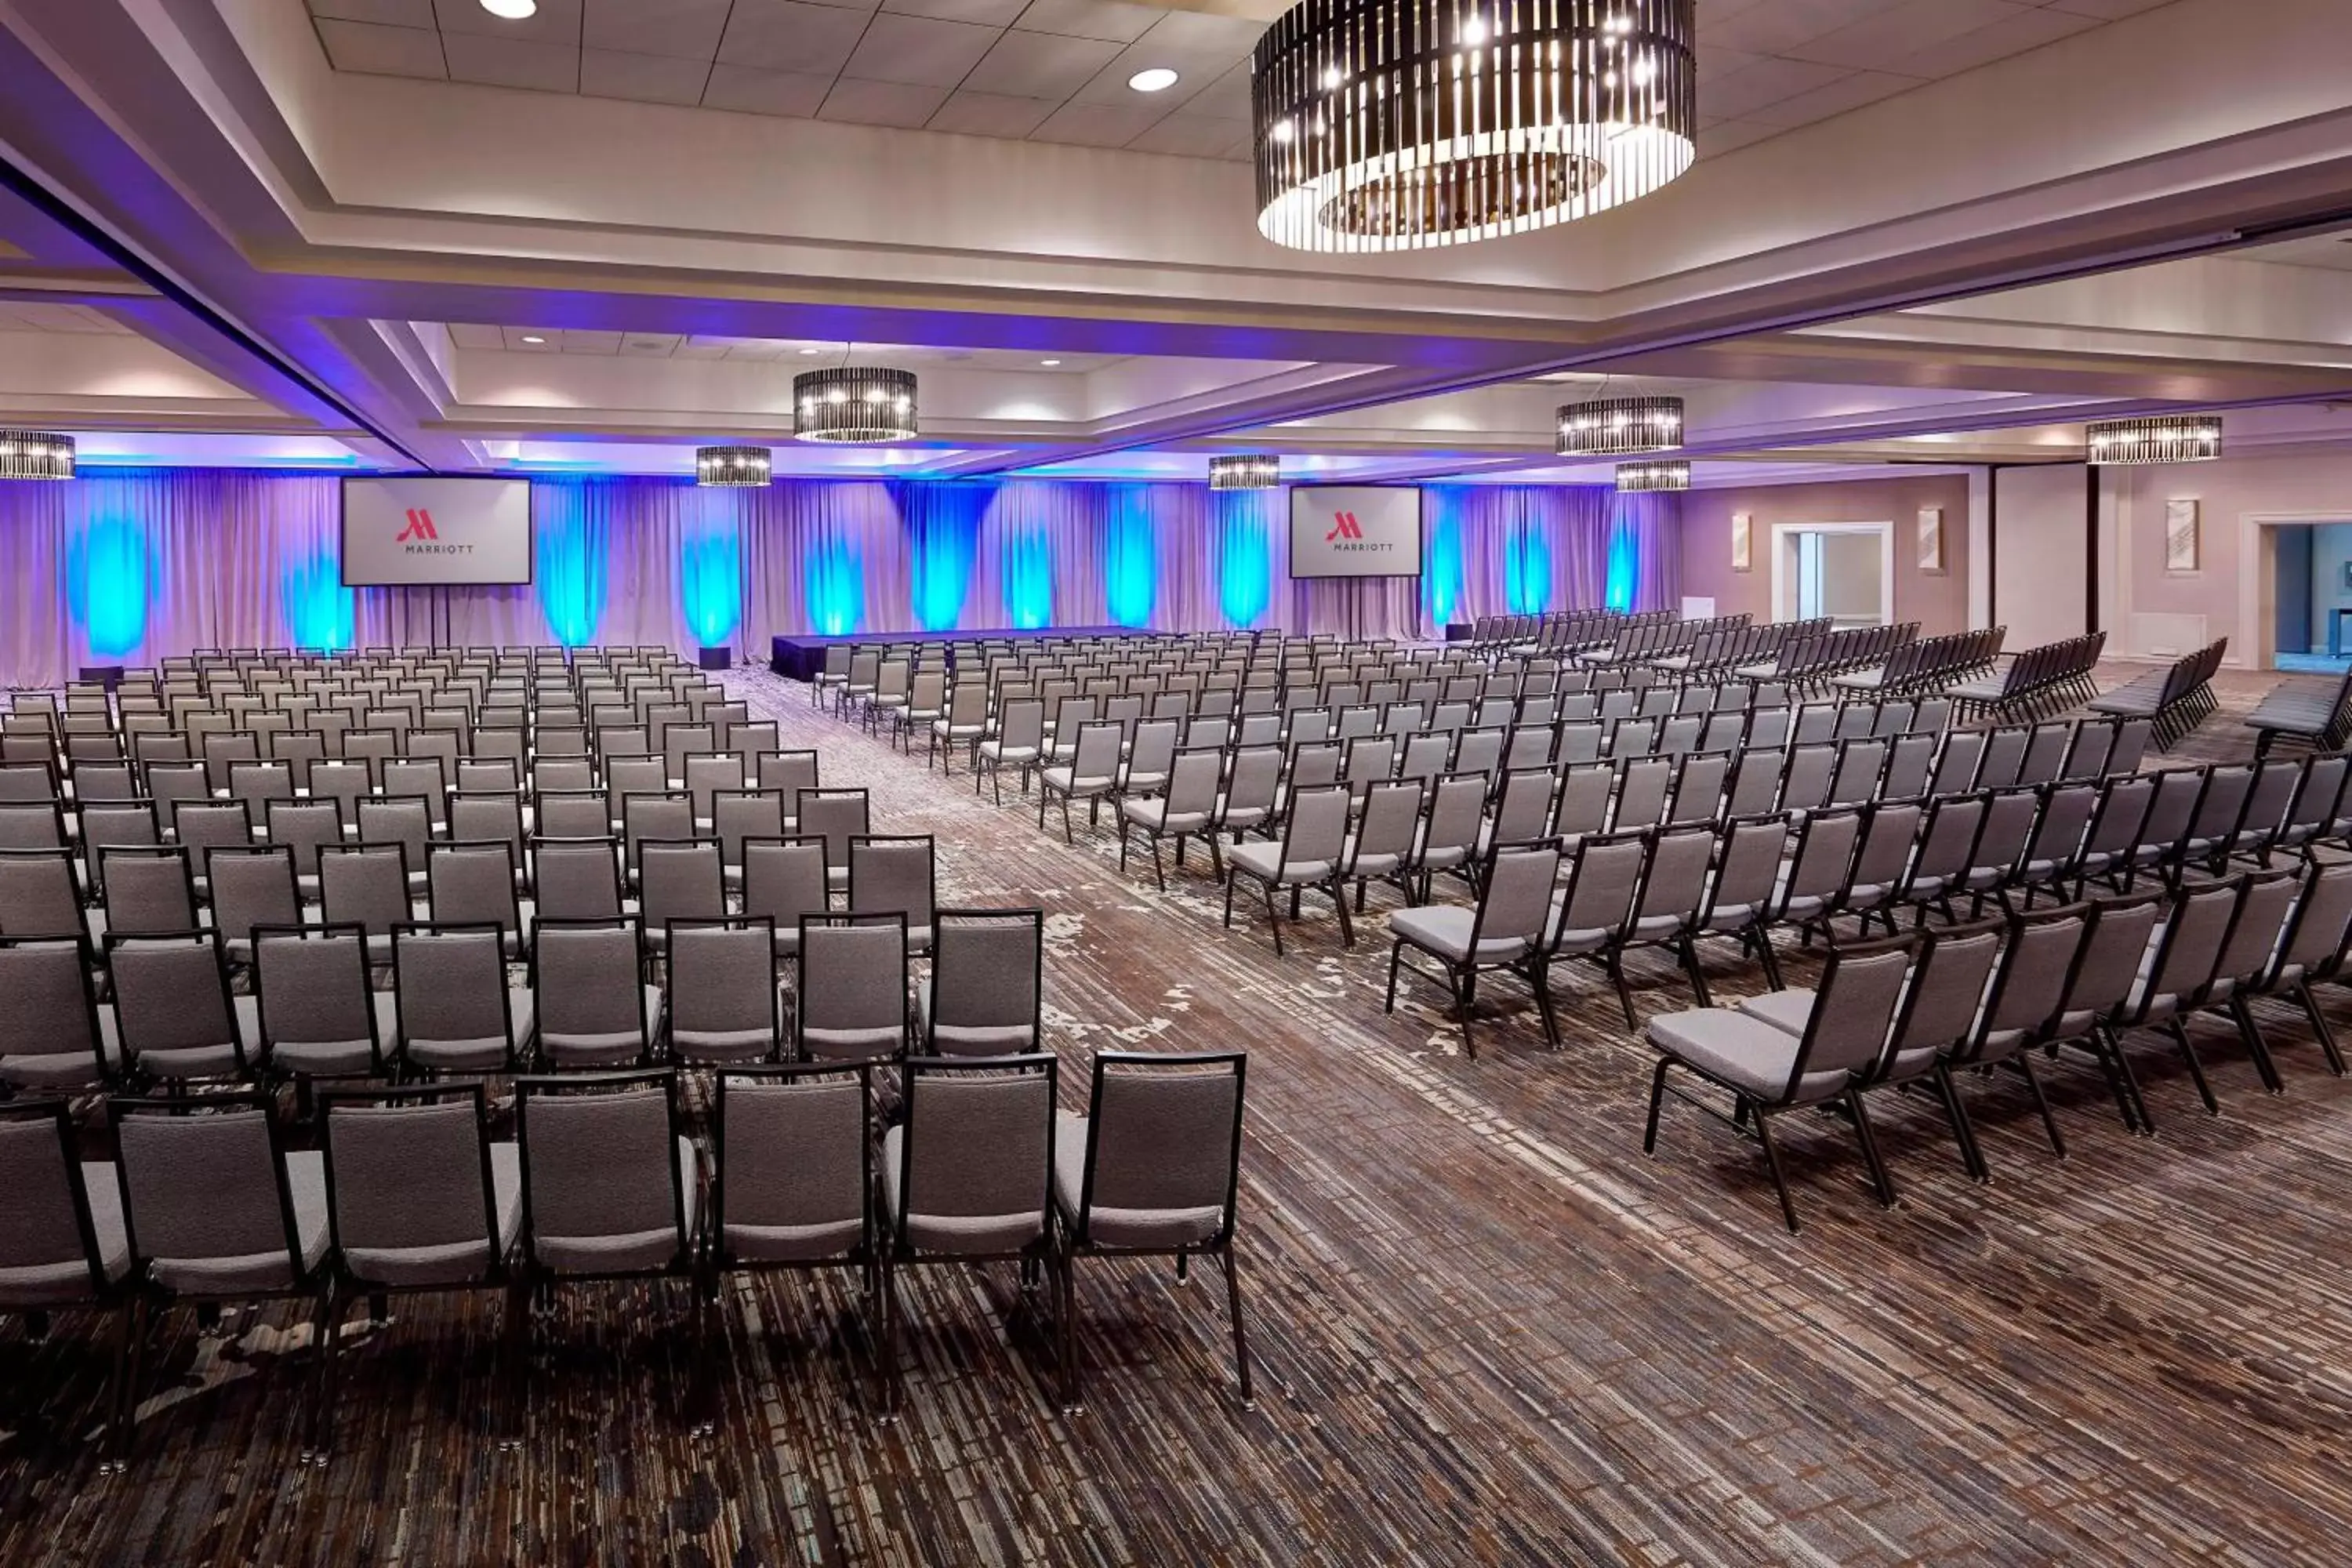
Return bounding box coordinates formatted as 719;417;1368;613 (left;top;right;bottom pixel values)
0;1048;1250;1463
1946;631;2108;724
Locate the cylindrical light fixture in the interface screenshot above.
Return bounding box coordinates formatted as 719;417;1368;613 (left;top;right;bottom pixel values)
1558;396;1684;457
1209;454;1282;490
0;430;75;481
1615;459;1689;493
695;445;772;487
2085;416;2223;466
1253;0;1699;252
793;367;918;444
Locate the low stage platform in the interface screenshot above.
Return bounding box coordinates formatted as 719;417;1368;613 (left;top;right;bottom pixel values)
769;625;1145;680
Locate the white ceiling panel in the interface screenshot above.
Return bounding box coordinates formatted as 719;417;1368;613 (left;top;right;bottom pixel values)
926;89;1063;136
843;14;1004;88
1011;0;1164;43
314;18;447;79
441;33;580;92
885;0;1031;24
1029;99;1171;147
580;0;732;60
961;30;1124;99
579;49;710;105
717;2;877;74
820;77;954;126
701;64;836;117
312;0;437;26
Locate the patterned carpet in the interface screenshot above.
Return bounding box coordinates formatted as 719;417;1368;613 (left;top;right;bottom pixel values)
7;660;2352;1566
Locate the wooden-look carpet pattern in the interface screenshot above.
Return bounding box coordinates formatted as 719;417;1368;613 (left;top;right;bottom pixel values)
5;660;2352;1566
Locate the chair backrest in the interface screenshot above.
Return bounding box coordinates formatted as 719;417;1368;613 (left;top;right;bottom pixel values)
265;798;345;879
320;1085;503;1287
1701;815;1790;924
2140;880;2240;1010
111;1094;307;1290
796;915;909;1061
532;837;622;920
0;848;83;942
516;1072;689;1273
740;837;829;937
0;938;109;1079
98;846;198;935
894;1056;1057;1255
2209;870;2300;993
926;909;1044;1054
318;843;412;940
638;840;726;927
1068;1051;1245;1250
713;1065;870;1265
208;845;303;950
1879;924;2003;1081
1780;809;1862;908
1635;825;1717;926
2280;858;2352;982
848;836;935;939
534;919;650;1059
666;918;781;1062
796;789;870;872
1553;831;1646;942
427;840;522;936
1781;941;1915;1097
0;1102;111;1304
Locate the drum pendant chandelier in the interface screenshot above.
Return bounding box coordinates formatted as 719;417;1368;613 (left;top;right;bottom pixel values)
793;367;918;444
695;445;773;486
0;429;74;481
1613;458;1687;492
2085;416;2223;466
1209;454;1283;490
1251;0;1698;252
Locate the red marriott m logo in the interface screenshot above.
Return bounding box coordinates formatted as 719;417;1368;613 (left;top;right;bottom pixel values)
396;508;439;543
1323;511;1365;543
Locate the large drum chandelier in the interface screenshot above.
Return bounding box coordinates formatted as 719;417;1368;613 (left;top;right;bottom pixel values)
1209;454;1283;490
793;367;918;444
1614;458;1687;492
2085;416;2222;466
1557;394;1682;456
1251;0;1698;252
695;445;772;486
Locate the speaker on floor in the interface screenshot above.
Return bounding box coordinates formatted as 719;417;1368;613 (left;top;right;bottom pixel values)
698;645;734;672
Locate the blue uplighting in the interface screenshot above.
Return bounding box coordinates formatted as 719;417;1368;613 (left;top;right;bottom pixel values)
280;548;354;650
1217;492;1274;628
1423;499;1463;626
1504;518;1552;615
1002;517;1052;629
1604;508;1639;613
70;516;150;658
906;482;989;632
1104;487;1157;628
806;529;866;636
535;490;608;648
679;512;742;646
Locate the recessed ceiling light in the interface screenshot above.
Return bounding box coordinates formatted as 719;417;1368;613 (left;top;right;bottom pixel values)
1127;67;1179;93
798;347;822;355
481;0;538;18
1040;358;1062;367
520;335;546;345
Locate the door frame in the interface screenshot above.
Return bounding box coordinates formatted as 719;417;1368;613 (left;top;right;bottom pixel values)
1769;521;1895;626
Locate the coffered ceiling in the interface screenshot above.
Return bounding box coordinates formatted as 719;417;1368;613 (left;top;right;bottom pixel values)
303;0;2179;161
0;0;2347;484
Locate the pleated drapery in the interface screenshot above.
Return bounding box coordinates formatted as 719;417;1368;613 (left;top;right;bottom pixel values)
0;470;1683;687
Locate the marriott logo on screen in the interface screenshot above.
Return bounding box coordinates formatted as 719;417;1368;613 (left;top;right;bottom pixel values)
1321;511;1393;553
395;508;475;555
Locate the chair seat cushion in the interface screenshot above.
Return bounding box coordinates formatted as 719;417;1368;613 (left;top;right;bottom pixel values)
0;1009;123;1091
724;1215;865;1263
534;1137;698;1274
1227;841;1327;883
1646;1009;1817;1103
406;991;535;1073
1388;906;1527;964
1737;989;1815;1035
880;1126;1044;1255
1050;1117;1221;1249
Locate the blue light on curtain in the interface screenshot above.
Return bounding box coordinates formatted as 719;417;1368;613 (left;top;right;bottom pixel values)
535;488;608;648
1504;517;1552;614
679;508;742;647
1104;487;1157;627
1423;495;1464;625
806;529;866;635
1604;506;1639;612
903;482;989;631
1216;492;1274;628
279;549;354;650
1003;517;1052;629
69;514;150;658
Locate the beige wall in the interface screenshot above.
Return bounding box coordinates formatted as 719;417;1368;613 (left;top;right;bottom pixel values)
2107;453;2352;668
1679;474;1971;633
1993;463;2092;649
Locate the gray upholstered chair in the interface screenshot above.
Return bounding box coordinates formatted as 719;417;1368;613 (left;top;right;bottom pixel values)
315;1082;523;1454
514;1070;709;1431
105;931;256;1087
1643;938;1915;1232
741;837;830;957
1223;784;1354;957
392;923;535;1077
1038;723;1121;844
1054;1050;1250;1413
880;1054;1062;1417
108;1092;334;1464
637;839;725;957
0;1100;133;1463
1386;840;1563;1057
318;843;416;962
532;918;662;1069
97;845;198;940
0;936;118;1091
207;844;303;963
848;835;935;956
666;917;782;1065
793;915;909;1063
1940;906;2092;1181
1117;747;1222;889
253;923;398;1087
0;848;87;946
919;909;1044;1056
